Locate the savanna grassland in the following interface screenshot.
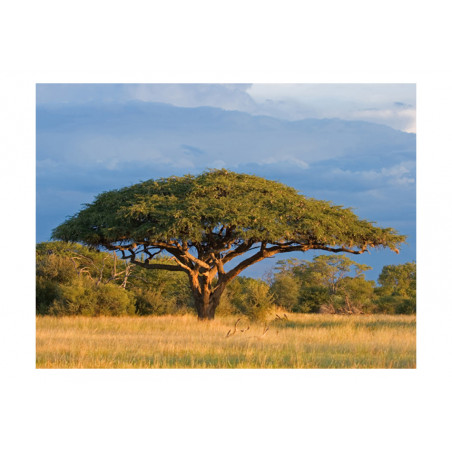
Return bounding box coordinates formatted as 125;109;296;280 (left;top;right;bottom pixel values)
36;314;416;369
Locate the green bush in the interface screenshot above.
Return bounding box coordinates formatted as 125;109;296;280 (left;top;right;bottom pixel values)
49;279;136;316
396;297;416;314
227;278;274;322
372;295;416;315
271;273;300;311
130;269;195;316
36;241;196;316
297;286;330;313
214;291;240;317
134;287;180;315
36;279;62;315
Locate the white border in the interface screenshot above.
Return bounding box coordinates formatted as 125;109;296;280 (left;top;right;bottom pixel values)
1;1;452;450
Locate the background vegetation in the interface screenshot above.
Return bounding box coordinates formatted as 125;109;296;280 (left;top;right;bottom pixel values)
37;241;416;318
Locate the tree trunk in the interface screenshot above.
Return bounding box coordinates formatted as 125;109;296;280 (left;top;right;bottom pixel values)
193;286;225;320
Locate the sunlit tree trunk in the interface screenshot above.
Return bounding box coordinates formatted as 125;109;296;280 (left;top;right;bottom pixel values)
191;280;226;320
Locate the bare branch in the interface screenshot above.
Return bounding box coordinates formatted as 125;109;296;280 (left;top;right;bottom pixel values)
226;318;241;338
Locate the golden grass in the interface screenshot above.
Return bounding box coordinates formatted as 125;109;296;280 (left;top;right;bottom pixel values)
36;314;416;369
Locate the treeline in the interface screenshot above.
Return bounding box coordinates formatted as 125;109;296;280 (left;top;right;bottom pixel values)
270;255;415;315
36;242;416;317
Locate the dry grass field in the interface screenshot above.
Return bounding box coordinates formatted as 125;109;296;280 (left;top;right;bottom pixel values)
36;314;416;369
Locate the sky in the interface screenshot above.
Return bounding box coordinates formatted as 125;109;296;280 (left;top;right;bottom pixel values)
37;83;416;132
36;83;416;281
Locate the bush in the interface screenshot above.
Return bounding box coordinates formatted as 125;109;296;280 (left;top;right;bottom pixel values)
271;273;300;311
36;279;61;314
131;273;195;316
228;278;274;322
396;297;416;314
297;286;330;313
372;295;416;315
49;279;136;316
36;241;196;316
134;287;180;315
214;291;240;316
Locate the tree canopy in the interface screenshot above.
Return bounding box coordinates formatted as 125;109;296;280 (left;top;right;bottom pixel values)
52;169;406;319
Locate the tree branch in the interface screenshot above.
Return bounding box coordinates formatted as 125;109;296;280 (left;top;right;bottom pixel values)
129;258;190;273
220;241;254;264
220;241;368;285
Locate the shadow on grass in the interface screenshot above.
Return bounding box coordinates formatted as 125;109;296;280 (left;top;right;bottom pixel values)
354;319;416;330
270;318;416;331
271;320;339;329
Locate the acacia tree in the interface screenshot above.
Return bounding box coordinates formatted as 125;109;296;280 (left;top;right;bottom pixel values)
52;169;405;319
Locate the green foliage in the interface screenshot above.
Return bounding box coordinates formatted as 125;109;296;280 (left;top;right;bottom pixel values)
50;170;406;319
377;262;416;298
272;255;375;314
36;241;194;316
223;277;274;321
271;272;301;311
36;280;62;315
396;297;416;314
214;283;241;316
297;287;330;313
52;169;405;254
374;262;416;314
339;276;375;313
50;279;136;316
123;254;194;315
131;267;194;316
37;242;416;318
36;242;81;313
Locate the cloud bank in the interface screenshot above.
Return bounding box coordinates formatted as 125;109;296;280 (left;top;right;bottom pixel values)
37;83;416;133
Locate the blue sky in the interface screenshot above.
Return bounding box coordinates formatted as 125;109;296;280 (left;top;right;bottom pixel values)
36;83;416;281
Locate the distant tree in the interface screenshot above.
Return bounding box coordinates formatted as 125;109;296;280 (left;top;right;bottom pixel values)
273;255;375;313
52;170;405;319
377;262;416;299
271;271;301;311
374;262;416;314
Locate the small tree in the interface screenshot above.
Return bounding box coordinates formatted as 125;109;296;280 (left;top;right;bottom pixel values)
377;262;416;299
374;262;416;314
224;277;274;321
273;255;375;313
271;272;301;311
52;170;405;319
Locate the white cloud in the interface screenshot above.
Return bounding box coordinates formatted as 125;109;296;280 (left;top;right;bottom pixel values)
37;83;416;133
246;83;416;133
125;83;256;112
331;162;415;187
350;105;416;133
261;155;309;169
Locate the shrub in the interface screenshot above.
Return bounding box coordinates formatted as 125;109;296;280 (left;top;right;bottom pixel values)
396;297;416;314
228;278;274;322
372;295;416;315
49;279;136;316
271;273;300;311
297;286;330;313
134;287;180;315
36;279;61;315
